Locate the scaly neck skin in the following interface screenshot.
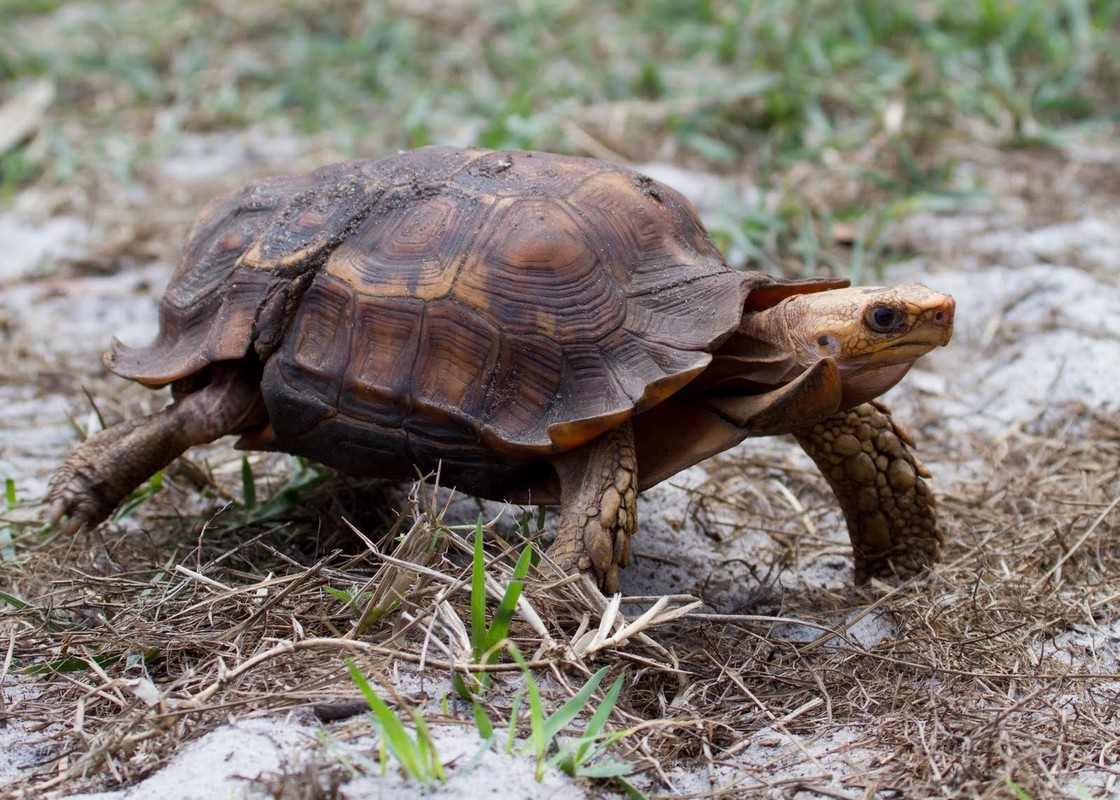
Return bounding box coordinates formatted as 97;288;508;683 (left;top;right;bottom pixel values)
695;302;806;393
741;300;809;383
781;291;865;367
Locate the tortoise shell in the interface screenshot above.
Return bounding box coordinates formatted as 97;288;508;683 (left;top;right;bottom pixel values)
108;147;822;500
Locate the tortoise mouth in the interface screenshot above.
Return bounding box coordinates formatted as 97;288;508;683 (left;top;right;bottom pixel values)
883;331;951;358
838;329;951;369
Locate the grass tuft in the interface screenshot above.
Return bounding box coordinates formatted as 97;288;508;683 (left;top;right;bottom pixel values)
453;516;534;699
345;658;446;785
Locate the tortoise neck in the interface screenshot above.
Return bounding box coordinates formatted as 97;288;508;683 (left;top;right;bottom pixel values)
689;303;804;394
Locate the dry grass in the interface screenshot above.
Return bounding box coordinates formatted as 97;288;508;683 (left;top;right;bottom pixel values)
2;403;1118;799
2;4;1119;797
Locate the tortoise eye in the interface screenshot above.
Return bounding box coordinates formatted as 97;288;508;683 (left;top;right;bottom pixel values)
866;305;902;332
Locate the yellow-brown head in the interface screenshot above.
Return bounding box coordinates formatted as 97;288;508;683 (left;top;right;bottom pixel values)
716;283;954;410
781;283;954;406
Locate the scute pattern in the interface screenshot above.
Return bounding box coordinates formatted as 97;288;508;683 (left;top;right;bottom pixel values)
451;197;618;342
482;332;566;437
326;191;482;302
408;301;501;441
109;147;762;484
341;294;425;427
109;164;370;384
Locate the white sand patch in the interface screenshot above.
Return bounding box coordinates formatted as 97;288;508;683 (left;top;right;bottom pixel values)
62;718;320;800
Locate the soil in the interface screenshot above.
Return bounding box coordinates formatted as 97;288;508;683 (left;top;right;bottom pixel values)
2;134;1119;799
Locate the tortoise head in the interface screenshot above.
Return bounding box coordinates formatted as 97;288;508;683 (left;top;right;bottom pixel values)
780;283;955;407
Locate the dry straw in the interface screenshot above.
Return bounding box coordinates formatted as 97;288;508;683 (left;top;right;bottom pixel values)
1;407;1118;798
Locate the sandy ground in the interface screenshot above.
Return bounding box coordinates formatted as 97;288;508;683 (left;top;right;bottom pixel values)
2;135;1120;799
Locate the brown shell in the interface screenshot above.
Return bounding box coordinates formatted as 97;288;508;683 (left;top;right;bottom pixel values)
108;147;791;496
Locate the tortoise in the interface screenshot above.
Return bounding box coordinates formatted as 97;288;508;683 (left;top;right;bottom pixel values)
48;147;954;593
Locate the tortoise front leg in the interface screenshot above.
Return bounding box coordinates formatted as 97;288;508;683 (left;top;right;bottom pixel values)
48;364;267;536
792;400;942;582
546;420;638;594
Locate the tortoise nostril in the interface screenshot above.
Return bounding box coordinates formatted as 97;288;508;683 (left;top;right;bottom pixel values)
933;300;955;326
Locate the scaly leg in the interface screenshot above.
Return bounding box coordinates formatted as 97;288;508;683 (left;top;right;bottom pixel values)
793;400;942;582
546;421;638;594
48;364;267;535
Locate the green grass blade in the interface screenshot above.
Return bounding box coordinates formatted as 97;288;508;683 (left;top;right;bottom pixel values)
0;589;32;611
461;521;533;696
0;589;68;632
568;675;624;766
345;658;434;782
115;471;162;519
483;542;533;652
505;683;524;754
540;666;611;744
0;526;13;562
248;458;329;521
613;775;650;800
346;661;417;769
452;516;491;699
323;586;356;607
27;652;121;674
553;729;631;774
413;714;446;782
472;698;493;740
582;674;623;739
240;456;256;511
1;476;18;561
470;516;487;655
452;672;472;701
509;645;546;761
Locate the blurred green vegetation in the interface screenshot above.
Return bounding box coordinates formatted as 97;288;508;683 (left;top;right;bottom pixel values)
1;0;1118;272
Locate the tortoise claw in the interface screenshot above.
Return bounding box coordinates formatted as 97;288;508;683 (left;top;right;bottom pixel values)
47;462;114;536
46;417;148;536
48;497;76;534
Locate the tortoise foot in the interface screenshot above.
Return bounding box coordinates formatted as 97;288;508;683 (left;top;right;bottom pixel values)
48;418;151;535
546;421;638;595
546;524;626;595
48;366;268;536
49;473;118;536
49;472;118;536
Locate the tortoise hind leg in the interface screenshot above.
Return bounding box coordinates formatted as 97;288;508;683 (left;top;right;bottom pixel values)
48;363;268;536
792;400;943;582
546;420;638;595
